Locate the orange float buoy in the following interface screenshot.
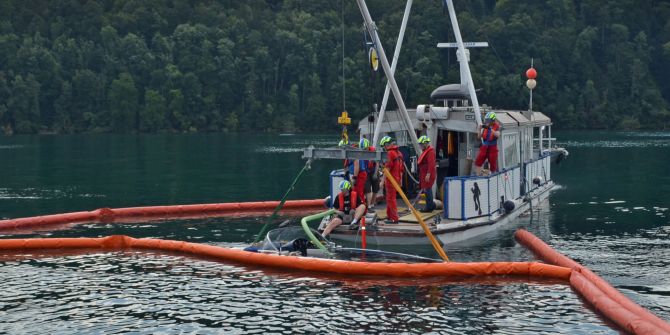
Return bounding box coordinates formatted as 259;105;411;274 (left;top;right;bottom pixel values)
0;199;325;231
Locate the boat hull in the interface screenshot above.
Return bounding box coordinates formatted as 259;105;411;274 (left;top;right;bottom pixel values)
328;181;554;246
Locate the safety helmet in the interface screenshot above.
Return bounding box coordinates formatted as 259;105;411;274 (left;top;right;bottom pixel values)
418;135;430;144
339;180;352;191
380;135;393;146
484;112;497;122
338;139;349;147
359;138;370;149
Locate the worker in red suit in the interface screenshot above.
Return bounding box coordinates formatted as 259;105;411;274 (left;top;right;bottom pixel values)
417;135;437;212
380;135;403;224
351;137;370;205
474;112;501;175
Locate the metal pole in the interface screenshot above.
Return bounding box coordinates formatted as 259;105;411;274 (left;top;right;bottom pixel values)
444;0;482;127
373;0;413;147
529;58;534;112
356;0;422;154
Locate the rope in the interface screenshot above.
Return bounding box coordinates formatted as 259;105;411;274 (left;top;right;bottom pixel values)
403;161;420;185
253;160;312;243
341;0;346;113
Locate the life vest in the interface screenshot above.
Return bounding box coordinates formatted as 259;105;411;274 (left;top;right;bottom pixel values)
481;123;499;145
337;191;358;212
345;159;368;175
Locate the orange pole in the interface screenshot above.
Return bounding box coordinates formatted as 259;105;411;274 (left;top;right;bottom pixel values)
383;168;450;262
360;216;367;249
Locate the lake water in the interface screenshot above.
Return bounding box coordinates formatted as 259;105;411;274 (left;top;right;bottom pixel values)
0;131;668;334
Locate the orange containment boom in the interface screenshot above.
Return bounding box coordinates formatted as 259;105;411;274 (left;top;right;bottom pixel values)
0;235;571;280
515;229;670;335
0;199;325;230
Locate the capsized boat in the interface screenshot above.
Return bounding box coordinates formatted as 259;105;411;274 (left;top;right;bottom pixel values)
303;0;568;246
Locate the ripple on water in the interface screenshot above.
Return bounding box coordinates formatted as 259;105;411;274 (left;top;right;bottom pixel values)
0;187;105;200
550;229;670;321
0;252;617;334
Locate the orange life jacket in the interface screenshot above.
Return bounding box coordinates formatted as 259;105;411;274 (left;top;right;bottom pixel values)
337;191;358;212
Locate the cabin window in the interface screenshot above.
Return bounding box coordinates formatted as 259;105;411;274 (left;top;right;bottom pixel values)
502;133;519;168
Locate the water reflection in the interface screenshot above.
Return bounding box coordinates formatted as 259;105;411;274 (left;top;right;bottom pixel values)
2;131;670;333
0;252;614;334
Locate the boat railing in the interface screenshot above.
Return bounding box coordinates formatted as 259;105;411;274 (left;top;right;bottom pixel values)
442;166;522;220
523;153;551;194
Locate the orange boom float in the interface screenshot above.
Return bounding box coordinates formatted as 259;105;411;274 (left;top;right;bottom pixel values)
0;203;669;335
0;199;324;230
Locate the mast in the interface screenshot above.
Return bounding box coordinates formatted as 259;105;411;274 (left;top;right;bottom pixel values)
372;0;413;147
355;0;422;154
444;0;482;126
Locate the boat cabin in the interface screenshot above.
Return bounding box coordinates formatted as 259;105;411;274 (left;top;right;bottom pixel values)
357;83;556;221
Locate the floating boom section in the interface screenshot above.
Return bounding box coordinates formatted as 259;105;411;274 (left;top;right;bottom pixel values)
0;235;570;279
515;229;670;335
0;209;668;335
0;199;325;231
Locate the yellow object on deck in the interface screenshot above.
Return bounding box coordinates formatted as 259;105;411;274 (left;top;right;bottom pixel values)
383;168;450;262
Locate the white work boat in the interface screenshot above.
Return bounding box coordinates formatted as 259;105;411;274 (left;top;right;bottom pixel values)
303;0;568;246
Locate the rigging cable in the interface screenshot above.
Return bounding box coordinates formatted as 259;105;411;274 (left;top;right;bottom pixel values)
482;33;511;76
342;0;346;114
253;160;312;243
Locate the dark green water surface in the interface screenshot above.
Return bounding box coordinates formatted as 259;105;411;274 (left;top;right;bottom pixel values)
1;131;668;334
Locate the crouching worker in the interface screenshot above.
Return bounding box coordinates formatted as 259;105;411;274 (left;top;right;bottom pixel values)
322;180;367;238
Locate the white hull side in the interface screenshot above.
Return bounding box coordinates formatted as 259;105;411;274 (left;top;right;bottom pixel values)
329;181;554;246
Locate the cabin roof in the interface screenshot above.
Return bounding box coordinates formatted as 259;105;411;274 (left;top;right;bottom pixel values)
495;112;519;128
492;111;552;129
529;112;552;126
431;84;469;100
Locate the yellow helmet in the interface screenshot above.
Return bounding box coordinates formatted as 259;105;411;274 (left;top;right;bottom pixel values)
418;135;430;144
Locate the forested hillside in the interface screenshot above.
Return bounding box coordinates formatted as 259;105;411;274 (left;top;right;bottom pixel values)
0;0;669;134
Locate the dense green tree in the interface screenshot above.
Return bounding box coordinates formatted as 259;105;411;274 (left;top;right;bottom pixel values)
0;0;667;133
108;72;138;132
7;74;40;133
140;89;166;132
